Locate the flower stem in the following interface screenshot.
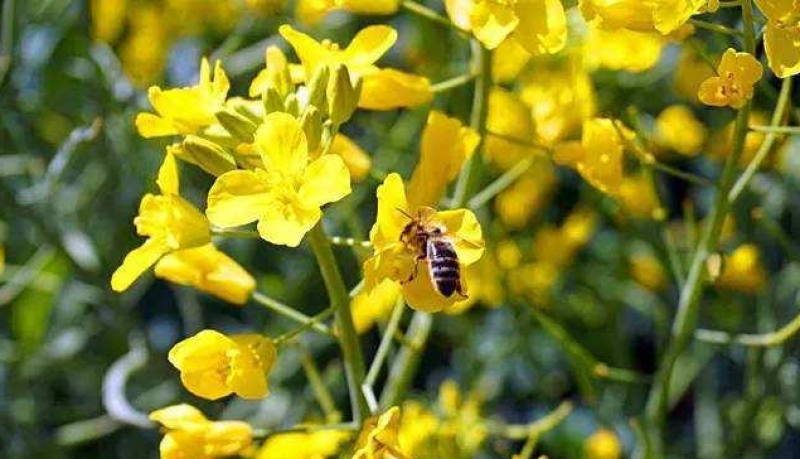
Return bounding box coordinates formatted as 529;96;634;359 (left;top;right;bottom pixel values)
364;298;406;390
431;72;477;93
639;1;757;456
400;0;470;38
307;223;369;422
378;311;433;409
252;291;334;337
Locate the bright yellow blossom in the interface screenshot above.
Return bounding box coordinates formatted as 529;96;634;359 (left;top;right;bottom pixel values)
168;329;276;400
149;404;253;459
494;160;556;229
655;105;707;156
484;88;537;170
553;118;631;195
630;252;668;291
580;0;705;35
154;244;256;305
492;39;532;83
364;174;485;312
136;58;230;138
206;112;351;247
353;407;405;459
330;134;372;182
717;244;767;293
755;0;800;78
398;401;440;457
279;25;432;110
111;154;210;292
445;0;567;55
351;279;402;333
256;430;351;459
698;48;763;109
583;26;665;73
295;0;399;25
584;428;622;459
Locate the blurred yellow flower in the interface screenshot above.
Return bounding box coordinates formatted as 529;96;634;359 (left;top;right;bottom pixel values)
0;246;4;276
408;111;480;207
90;0;127;42
154;244;256;305
437;380;488;456
584;26;665;73
169;330;276;400
755;0;800;78
295;0;399;25
149;404;253;459
520;65;597;145
351;279;402;333
353;407;405;459
279;25;432;110
630;252;668;291
580;0;705;34
445;0;567;54
584;428;622;459
553;118;632;195
484;88;537;170
698;48;763;109
136;59;230;138
717;244;767;293
330;134;372;182
709;112;768;164
111;154;210;292
674;47;716;102
364;174;485;312
206;112;351;247
492;39;532;83
494;160;556;229
655;105;706;156
618;173;666;220
398;401;440;457
256;430;350;459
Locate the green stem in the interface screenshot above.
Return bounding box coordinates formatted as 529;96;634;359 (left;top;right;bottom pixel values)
252;291;333;337
307;224;369;421
274;307;335;345
695;306;800;346
364;298;405;389
431;72;477;93
300;347;341;422
378;311;432;409
640;1;757;456
689;19;742;36
467;156;535;210
400;0;469;37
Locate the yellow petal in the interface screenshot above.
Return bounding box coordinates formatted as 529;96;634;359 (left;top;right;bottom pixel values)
110;238;170;291
330;134;372;182
149;404;209;429
511;0;567;55
369;173;410;249
168;329;233;372
256;201;321;247
299;154;352;208
342;25;398;68
338;0;400;14
279;25;330;76
764;22;800;78
351;279;402;333
754;0;795;18
135;112;179;138
402;265;465;313
484;88;535;170
254;112;309;177
470;1;519;49
492;38;531;83
180;370;232;400
206;170;274;228
444;0;475;31
156;152;179;195
436;209;485;266
697;77;729;107
203;421;253;457
653;0;706;34
359;69;433;110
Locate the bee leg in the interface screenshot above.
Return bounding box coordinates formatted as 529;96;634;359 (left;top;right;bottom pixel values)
402;254;425;283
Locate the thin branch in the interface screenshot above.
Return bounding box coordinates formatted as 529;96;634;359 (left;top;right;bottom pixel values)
431;72;477;93
364;298;405;389
252;291;333;337
695;308;800;346
689;19;742;36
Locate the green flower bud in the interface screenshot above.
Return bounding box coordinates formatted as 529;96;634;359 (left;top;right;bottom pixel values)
263;86;285;115
216;108;257;143
306;65;330;115
284;93;300;117
300;106;323;153
327;64;361;127
175;137;236;176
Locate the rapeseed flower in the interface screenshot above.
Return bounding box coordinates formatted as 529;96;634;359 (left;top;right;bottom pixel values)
111;154;210;292
351;279;402;333
352;407;405;459
674;47;717;102
256;430;351;459
494;160;556;229
296;0;399;25
484;88;537;170
618;173;666;220
698;48;763;109
583;26;665;73
279;25;432;110
630;252;668;291
444;0;567;55
149;404;253;459
168;329;276;400
584;428;623;459
717;244;767;293
655;105;707;156
756;0;800;78
580;0;705;35
154;244;256;305
206;112;351;247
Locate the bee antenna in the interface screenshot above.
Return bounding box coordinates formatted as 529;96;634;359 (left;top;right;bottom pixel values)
395;207;414;220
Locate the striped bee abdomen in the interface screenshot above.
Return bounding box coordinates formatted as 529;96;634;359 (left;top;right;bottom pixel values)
426;238;464;298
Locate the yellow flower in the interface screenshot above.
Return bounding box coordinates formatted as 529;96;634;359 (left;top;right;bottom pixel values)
717;244;767;293
447;0;567;54
445;0;567;54
364;174;485;312
580;0;705;34
330;134;372;182
295;0;399;25
484;88;537;170
583;26;665;73
494;160;556;229
655;105;707;156
206;112;351;247
249;46;295;98
353;407;405;459
111;154;210;292
674;47;716;102
408;111;480;208
149;404;253;459
279;25;431;110
436;380;488;456
168;329;276;400
351;279;402;333
135;58;230;137
256;430;351;459
154;244;256;305
756;0;800;78
584;428;622;459
492;39;532;83
618;173;665;220
698;48;763;109
630;253;668;291
553;118;631;195
398;401;440;458
91;0;127;42
709;112;768;164
520;65;597;145
446;250;505;314
119;5;168;85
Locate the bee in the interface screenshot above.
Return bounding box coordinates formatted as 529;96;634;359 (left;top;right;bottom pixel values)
398;207;466;299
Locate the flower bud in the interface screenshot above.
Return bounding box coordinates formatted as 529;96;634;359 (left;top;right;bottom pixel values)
284;93;300;117
306;65;330;115
327;64;360;126
216;108;257;143
179;137;237;176
263;86;285;114
300;106;324;153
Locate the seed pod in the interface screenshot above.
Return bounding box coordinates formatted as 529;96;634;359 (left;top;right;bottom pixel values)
327;64;360;126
